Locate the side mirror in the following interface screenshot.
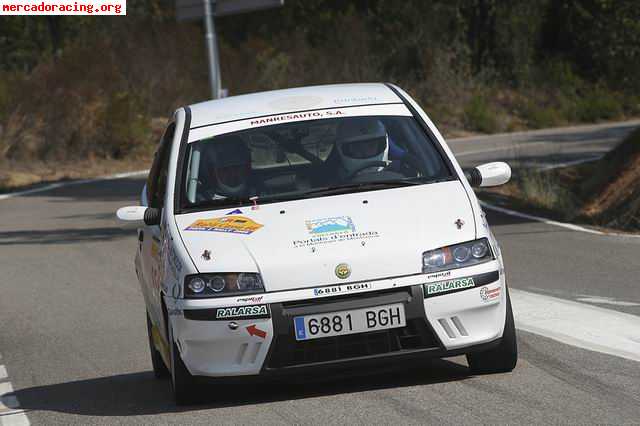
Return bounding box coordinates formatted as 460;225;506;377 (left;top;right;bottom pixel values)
116;206;161;226
464;162;511;187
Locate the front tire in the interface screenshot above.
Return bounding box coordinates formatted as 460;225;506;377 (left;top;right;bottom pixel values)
466;288;518;374
168;317;197;405
146;313;169;378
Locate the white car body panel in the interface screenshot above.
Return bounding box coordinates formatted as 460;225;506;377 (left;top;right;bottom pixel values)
175;181;475;291
187;83;402;129
133;83;509;378
188;103;411;142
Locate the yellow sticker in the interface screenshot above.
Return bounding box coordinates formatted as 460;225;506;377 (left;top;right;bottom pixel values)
185;215;263;235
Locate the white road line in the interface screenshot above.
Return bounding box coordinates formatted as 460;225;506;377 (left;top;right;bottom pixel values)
0;366;30;426
575;296;640;307
454;141;551;157
447;119;640;144
0;413;30;426
480;200;640;239
0;170;148;201
538;155;603;171
511;289;640;363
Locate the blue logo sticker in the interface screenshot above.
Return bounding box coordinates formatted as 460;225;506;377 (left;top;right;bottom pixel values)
226;209;243;215
305;216;355;235
294;317;307;340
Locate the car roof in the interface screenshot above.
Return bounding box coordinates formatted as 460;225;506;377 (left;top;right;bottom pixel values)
186;83;403;129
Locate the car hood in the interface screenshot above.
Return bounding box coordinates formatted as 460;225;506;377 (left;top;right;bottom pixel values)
175;181;476;292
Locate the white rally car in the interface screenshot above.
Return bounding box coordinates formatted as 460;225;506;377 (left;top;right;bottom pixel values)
117;83;516;404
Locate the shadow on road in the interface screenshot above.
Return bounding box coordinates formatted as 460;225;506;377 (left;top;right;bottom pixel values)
21;177;146;203
0;226;135;245
524;123;638;144
12;359;471;416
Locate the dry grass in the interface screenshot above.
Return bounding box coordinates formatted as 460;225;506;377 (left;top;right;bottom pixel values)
0;155;152;192
480;129;640;232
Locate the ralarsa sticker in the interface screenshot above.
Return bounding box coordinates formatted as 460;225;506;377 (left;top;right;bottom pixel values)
185;215;263;234
425;277;475;296
214;305;270;320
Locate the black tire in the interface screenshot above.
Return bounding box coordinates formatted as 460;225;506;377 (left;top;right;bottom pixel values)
146;313;169;378
168;318;197;405
466;288;518;374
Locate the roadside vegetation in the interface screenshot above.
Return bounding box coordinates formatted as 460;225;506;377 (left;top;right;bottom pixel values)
1;0;639;191
480;128;640;233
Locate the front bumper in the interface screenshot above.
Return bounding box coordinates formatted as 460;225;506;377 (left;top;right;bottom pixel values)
166;263;506;378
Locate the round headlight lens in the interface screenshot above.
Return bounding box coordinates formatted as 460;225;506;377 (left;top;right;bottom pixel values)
187;277;206;294
453;246;471;263
237;273;262;291
471;241;489;258
208;276;226;292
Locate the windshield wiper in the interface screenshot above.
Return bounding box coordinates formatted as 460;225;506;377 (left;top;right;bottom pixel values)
185;196;250;211
298;178;431;198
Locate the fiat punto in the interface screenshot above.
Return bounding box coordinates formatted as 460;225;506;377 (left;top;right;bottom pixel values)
117;83;516;404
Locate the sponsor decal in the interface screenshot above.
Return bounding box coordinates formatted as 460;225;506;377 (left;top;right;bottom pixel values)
249;110;344;127
425;271;452;281
425;277;475;296
246;324;267;339
480;286;501;302
294;216;379;248
201;249;212;261
333;96;379;104
306;216;355;234
151;241;160;260
313;282;371;296
236;295;264;303
167;243;183;273
185;215;263;235
335;263;351;279
215;305;269;320
226;209;243;215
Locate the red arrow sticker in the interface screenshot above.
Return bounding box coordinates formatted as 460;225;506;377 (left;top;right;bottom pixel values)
246;324;267;339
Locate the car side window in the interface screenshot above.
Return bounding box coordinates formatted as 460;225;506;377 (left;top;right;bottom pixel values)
147;123;176;209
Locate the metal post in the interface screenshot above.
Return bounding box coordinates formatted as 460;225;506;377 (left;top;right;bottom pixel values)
203;0;221;99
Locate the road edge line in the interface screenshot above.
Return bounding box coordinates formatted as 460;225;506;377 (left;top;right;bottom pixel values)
0;170;149;201
479;200;640;239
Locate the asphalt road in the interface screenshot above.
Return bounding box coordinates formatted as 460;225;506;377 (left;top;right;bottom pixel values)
1;120;639;425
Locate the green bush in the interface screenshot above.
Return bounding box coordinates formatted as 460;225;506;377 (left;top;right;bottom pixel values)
521;101;560;129
464;95;499;133
519;170;577;219
571;88;624;123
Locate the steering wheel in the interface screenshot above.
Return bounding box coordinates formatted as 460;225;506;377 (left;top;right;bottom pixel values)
343;161;389;181
397;153;424;177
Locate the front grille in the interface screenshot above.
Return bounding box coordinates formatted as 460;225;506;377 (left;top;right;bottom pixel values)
265;285;442;370
267;318;438;368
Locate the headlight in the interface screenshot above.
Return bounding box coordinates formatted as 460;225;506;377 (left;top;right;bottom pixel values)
422;238;493;273
184;273;265;299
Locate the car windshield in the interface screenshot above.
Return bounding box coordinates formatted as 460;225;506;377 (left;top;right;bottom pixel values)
180;115;453;210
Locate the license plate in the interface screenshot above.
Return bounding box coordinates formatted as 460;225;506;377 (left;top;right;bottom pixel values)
293;303;406;341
